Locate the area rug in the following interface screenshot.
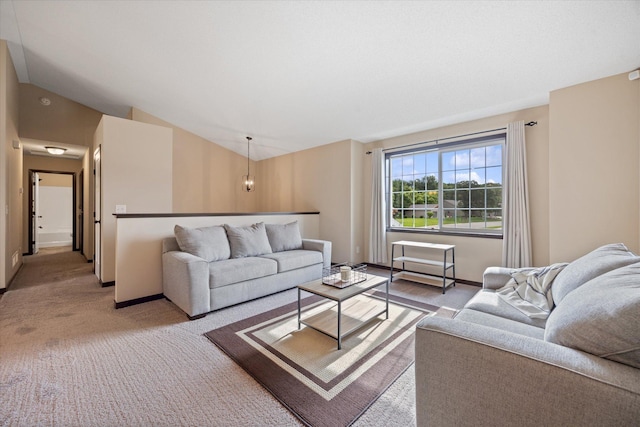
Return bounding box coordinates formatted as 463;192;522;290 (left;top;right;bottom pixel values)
204;291;437;427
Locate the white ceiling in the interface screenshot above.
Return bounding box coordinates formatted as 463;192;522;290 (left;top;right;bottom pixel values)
1;1;639;160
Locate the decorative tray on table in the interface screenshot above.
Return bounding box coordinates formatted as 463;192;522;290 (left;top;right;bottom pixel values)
322;263;367;288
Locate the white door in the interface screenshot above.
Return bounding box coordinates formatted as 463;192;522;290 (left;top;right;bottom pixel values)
93;147;102;281
31;172;40;254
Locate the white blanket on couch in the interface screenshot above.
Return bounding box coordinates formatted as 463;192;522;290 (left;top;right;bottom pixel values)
496;263;568;319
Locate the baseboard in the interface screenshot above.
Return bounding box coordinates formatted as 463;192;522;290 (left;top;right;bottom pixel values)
4;264;24;292
114;293;164;309
101;281;115;288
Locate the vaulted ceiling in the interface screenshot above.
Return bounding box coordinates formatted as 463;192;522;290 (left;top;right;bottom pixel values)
1;1;639;160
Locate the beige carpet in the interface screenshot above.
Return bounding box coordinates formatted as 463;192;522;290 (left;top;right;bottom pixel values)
0;252;478;426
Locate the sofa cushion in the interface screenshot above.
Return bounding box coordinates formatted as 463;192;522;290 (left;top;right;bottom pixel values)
265;221;303;253
552;243;640;304
259;249;323;273
209;257;278;288
224;222;273;258
545;262;640;368
463;290;547;328
174;224;230;262
454;308;545;340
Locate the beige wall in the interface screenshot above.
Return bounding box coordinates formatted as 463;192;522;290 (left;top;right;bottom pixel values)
549;72;640;262
94;115;173;283
361;105;550;282
39;172;73;187
257;139;358;263
21;155;85;255
1;40;22;288
20;84;102;147
130;108;257;213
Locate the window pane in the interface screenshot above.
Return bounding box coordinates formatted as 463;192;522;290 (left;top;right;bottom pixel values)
470;189;486;208
456;189;469;208
456;171;470;188
402;156;414;175
402;178;414;191
486;166;502;185
472;167;486;185
414;176;425;191
426;152;438;174
442;151;456;171
487;187;502;208
470;147;485;168
392;193;403;209
414;153;426;174
414;191;426;206
426;173;438;190
487;209;502;229
442;171;456;187
486;145;502;167
455;149;470;169
391;157;402;178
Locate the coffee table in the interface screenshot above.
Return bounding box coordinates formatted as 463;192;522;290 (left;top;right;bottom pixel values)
297;274;389;350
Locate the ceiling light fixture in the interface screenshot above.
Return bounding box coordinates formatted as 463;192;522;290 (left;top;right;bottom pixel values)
242;136;255;192
39;97;51;106
45;146;66;155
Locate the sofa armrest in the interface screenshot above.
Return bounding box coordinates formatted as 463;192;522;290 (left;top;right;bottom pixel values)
482;266;512;289
302;239;332;268
415;316;640;426
162;251;210;319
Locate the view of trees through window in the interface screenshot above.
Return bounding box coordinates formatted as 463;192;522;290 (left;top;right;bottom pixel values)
387;136;504;234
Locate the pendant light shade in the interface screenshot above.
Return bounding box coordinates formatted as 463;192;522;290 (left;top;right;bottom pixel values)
242;136;255;192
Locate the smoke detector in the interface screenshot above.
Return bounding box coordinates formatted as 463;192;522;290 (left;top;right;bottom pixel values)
39;97;51;106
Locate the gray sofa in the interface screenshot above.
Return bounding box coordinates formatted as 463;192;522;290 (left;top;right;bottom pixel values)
162;221;331;319
415;243;640;426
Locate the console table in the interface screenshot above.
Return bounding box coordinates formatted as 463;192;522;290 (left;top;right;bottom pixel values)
390;240;456;294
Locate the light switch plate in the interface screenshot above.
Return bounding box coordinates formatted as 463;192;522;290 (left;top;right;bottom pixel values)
115;205;127;214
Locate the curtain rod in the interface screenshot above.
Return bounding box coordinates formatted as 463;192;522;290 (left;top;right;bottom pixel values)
365;121;537;154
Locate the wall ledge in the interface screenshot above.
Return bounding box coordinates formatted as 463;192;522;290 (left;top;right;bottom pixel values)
113;211;320;218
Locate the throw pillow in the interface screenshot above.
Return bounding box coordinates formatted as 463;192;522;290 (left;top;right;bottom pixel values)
544;262;640;369
551;243;640;304
174;224;230;262
224;222;273;258
265;221;303;253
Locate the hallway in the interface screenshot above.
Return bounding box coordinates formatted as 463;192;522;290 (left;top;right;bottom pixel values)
6;247;96;292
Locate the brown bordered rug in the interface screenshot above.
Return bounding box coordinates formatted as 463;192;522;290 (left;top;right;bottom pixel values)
204;290;437;427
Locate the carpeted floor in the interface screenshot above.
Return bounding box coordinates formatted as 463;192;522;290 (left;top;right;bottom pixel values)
0;251;478;426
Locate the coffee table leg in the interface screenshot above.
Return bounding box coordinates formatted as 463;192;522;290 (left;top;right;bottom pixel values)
337;300;342;350
297;288;301;330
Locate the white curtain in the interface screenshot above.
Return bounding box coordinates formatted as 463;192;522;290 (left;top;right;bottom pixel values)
502;121;532;268
369;148;387;264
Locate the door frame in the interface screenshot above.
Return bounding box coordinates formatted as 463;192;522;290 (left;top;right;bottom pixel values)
27;169;78;255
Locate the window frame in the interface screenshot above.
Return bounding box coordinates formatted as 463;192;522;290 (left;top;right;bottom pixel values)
385;133;505;237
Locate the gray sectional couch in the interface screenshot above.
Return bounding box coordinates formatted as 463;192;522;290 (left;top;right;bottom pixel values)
162;221;331;319
415;243;640;426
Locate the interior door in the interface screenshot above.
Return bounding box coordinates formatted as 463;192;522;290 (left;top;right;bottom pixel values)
93;147;102;281
31;172;40;254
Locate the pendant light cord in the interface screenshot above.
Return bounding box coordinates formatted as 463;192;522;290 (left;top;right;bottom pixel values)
246;136;252;175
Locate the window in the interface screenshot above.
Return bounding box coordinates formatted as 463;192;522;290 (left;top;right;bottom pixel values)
386;134;504;235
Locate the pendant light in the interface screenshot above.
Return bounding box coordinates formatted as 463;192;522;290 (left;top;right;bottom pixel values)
242;136;255;192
